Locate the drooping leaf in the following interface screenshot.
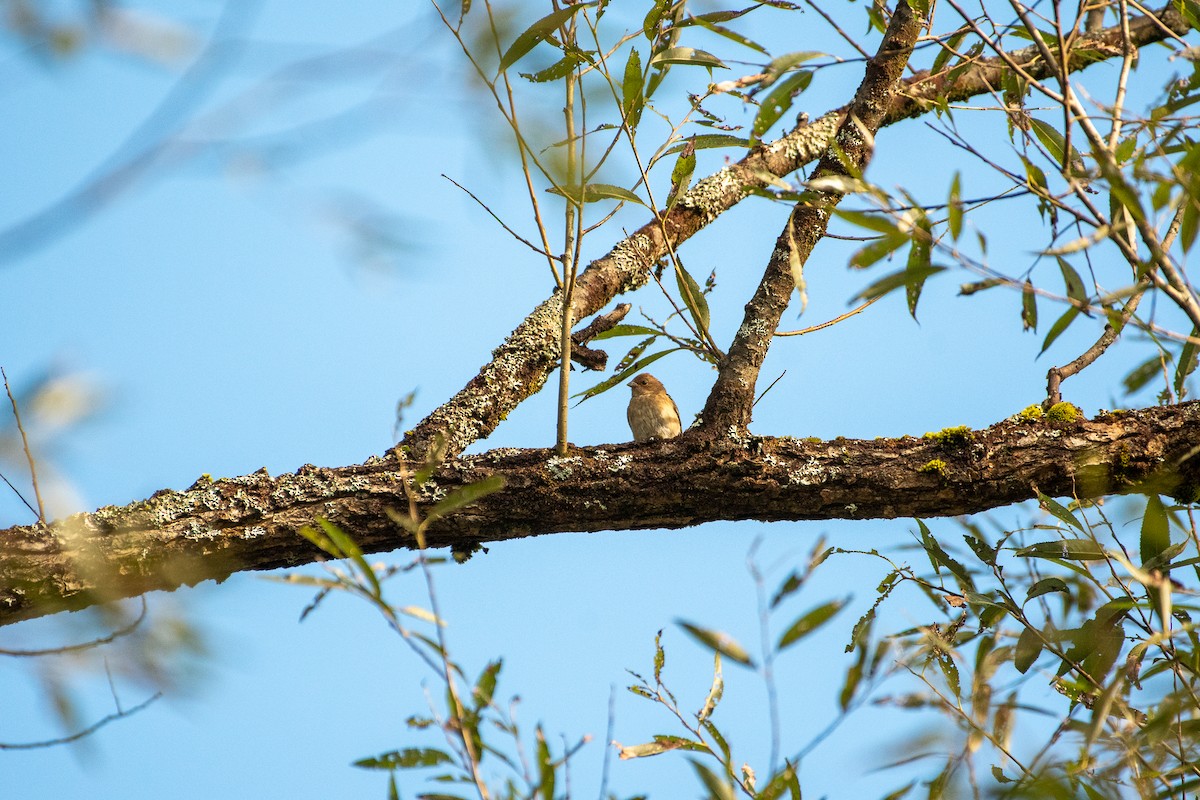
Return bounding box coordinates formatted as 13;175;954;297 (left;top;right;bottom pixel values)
647;46;727;70
662;133;751;155
1021;279;1038;331
1039;306;1080;354
426;475;506;525
1140;494;1170;567
1013;627;1043;673
777;598;848;650
947;172;963;240
751;70;812;142
353;748;453;770
1015;539;1107;561
497;3;594;74
849;232;910;268
622;47;644;129
572;347;682;402
1037;492;1086;531
548;182;646;207
676;620;756;667
675;263;711;334
665;139;696;209
1174;326;1200;398
1025;577;1069;602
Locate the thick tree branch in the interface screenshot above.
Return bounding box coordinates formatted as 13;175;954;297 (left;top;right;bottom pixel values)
400;4;1187;461
701;0;922;433
3;403;1199;626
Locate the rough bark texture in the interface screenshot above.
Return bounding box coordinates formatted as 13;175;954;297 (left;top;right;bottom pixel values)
701;1;920;433
2;403;1198;626
399;4;1187;461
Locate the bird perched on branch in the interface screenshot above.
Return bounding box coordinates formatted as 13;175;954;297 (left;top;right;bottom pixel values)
627;373;682;442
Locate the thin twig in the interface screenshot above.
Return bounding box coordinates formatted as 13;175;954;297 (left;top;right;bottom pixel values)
0;692;161;750
775;296;880;336
442;175;556;259
2;368;45;525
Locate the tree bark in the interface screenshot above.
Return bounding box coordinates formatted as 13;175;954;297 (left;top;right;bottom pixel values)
2;403;1197;626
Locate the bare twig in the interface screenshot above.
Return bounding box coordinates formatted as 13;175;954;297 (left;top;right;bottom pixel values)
2;368;45;525
775;296;880;336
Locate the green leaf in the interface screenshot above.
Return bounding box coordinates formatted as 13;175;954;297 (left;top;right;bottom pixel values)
1018;278;1037;331
751;69;812;142
353;748;453;769
1037;492;1086;531
770;571;803;609
947;172;963;240
427;475;505;525
759;51;823;87
835;209;904;236
1015;539;1107;561
642;0;669;40
674;263;710;334
1014;627;1043;673
594;323;663;340
690;759;736;800
1029;117;1077;166
1039;306;1080;354
905;216;934;318
536;726;555;800
662;133;750;155
622;47;644;129
473;659;502;710
676;620;756;667
497;4;594;74
1056;257;1088;305
931;27;970;75
548;182;646;207
1175;326;1200;398
647;46;727;70
666;139;696;209
1025;577;1069;602
854;264;945;306
777;598;847;650
520;53;586;83
572;347;682;402
697;653;723;722
1123;355;1163;395
1140;494;1170;566
848;232;910;268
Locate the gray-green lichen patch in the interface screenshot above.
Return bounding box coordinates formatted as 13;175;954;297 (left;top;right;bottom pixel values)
546;455;583;480
679;167;750;221
766;111;840;165
788;457;838;485
609;235;655;294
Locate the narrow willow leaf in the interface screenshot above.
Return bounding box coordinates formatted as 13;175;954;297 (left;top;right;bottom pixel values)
849;232;909;268
594;324;662;340
666;139;696;209
520;53;585;83
777;598;847;650
662;133;750;154
1029;117;1072;165
676;620;756;667
1038;492;1086;530
648;46;727;69
1175;326;1200;398
1123;355;1163;395
905;217;933;318
836;209;904;236
498;3;594;74
1039;307;1080;354
548;182;646;206
751;70;812;141
427;475;505;523
572;347;682;402
1015;539;1107;561
760;50;823;87
1021;279;1037;331
1014;627;1043;673
353;748;453;769
622;47;644;129
472;660;501;711
697;653;723;722
1025;577;1069;602
675;263;711;333
642;0;669;40
947;172;963;240
536;726;555;800
1056;257;1088;305
1140;494;1170;566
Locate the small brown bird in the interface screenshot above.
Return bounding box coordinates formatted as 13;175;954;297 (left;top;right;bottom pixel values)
627;373;682;442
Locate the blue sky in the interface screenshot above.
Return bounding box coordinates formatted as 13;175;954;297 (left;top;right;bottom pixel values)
0;2;1189;798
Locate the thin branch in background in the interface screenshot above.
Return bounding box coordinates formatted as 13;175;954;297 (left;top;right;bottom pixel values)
1;368;45;525
442;174;557;259
0;692;162;751
0;598;148;657
0;468;39;521
775;296;880;337
753;371;787;408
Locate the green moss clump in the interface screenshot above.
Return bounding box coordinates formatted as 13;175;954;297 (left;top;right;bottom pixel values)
919;459;949;478
1016;405;1043;422
923;425;973;447
1046;402;1081;423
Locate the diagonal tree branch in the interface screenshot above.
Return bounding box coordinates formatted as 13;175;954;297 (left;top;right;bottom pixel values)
401;3;1189;461
700;0;922;434
3;403;1199;627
